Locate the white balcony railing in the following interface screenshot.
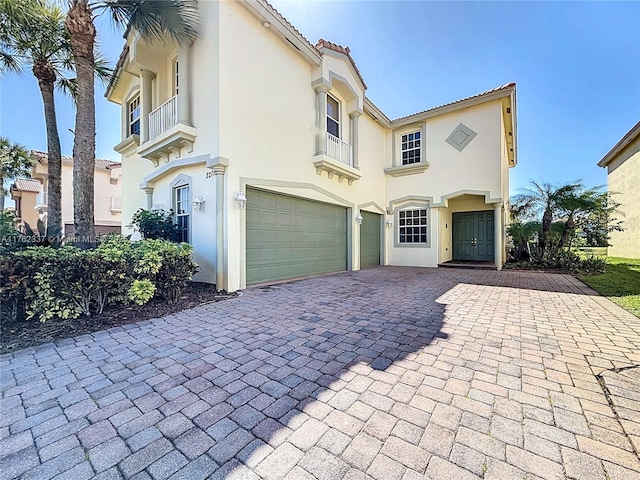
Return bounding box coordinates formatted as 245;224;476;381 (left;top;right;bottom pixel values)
35;191;48;208
110;196;122;213
149;95;178;140
326;132;353;166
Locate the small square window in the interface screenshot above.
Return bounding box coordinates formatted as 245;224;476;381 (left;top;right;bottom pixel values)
400;130;421;165
398;208;428;244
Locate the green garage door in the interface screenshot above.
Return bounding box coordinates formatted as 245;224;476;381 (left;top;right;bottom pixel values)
360;211;381;268
246;188;347;285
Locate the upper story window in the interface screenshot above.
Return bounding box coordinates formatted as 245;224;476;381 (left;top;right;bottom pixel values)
327;95;340;138
399;209;427;244
401;131;421;165
128;95;140;136
174;184;189;243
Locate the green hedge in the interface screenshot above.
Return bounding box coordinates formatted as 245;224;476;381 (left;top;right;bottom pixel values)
0;235;198;323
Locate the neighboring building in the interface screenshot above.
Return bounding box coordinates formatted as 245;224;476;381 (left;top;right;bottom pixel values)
10;151;123;236
598;121;640;259
9;178;41;231
106;0;517;291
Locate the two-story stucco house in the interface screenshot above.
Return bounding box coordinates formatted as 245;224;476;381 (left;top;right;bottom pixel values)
106;0;517;292
598;121;640;259
10;151;123;235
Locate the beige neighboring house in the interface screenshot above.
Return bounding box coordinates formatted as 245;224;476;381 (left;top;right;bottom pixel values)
598;121;640;259
9;151;123;235
106;0;517;291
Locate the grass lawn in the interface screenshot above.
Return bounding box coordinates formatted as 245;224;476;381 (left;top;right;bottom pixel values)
578;256;640;318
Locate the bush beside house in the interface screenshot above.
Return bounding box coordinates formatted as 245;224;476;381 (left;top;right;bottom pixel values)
0;235;198;323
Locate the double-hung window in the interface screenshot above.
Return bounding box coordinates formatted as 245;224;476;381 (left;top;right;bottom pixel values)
327;95;340;138
128;95;140;136
399;209;428;244
401;131;421;165
174;184;190;243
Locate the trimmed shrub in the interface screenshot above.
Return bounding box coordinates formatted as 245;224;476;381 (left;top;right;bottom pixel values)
0;236;199;323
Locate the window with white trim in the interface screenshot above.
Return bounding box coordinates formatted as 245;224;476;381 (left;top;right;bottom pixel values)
401;131;421;165
128;95;140;136
174;184;190;243
327;95;340;138
398;209;428;243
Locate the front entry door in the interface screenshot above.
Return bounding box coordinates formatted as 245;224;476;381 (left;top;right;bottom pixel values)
453;211;495;261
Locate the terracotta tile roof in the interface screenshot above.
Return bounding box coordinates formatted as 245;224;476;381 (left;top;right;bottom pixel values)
392;83;516;122
315;39;367;90
11;178;42;193
31;151;120;171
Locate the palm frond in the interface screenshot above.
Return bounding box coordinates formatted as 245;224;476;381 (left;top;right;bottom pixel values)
56;76;78;100
99;0;198;46
93;48;113;86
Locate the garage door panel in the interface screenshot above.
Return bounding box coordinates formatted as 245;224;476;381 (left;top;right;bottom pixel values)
246;188;347;285
360;211;381;268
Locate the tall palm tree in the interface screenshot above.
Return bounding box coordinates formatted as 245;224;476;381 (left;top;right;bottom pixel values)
0;137;33;211
65;0;198;247
0;0;110;236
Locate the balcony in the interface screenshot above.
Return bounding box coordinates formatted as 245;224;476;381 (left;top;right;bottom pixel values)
138;95;197;165
149;95;178;140
35;192;48;211
110;196;122;214
313;132;361;184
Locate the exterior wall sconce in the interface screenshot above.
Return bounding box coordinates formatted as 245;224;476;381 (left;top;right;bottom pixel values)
235;191;247;209
355;214;363;225
386;219;393;227
192;195;206;211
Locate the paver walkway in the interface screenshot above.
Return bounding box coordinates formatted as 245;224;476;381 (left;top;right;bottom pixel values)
1;267;640;480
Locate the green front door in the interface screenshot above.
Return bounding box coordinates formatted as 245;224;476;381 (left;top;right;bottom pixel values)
246;188;347;285
452;211;495;261
360;211;381;268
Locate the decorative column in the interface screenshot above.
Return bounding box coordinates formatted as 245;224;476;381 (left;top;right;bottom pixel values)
144;187;154;210
494;203;503;270
316;85;329;155
177;45;191;126
140;69;154;143
208;159;228;290
350;112;362;169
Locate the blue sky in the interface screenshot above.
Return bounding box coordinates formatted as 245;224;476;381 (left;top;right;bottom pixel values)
1;0;639;197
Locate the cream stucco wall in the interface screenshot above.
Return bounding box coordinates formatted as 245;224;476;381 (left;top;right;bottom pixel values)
60;164;122;230
107;0;515;291
607;136;640;259
386;101;505;267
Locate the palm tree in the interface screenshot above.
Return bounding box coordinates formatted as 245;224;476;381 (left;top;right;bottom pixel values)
512;181;582;258
0;0;110;236
0;137;33;211
65;0;198;247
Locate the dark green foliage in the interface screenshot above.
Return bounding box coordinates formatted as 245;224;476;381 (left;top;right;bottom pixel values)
129;208;181;242
0;236;198;323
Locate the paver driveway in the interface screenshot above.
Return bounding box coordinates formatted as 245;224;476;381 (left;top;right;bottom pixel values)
2;267;640;480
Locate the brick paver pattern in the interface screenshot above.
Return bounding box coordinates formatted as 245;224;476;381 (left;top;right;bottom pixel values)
2;267;640;480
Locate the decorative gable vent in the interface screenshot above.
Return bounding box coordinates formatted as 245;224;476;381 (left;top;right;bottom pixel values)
445;123;477;152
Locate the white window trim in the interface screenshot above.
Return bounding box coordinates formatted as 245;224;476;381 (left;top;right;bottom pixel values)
392;124;426;167
327;94;341;139
128;94;141;137
394;201;431;248
400;130;422;165
172;57;179;97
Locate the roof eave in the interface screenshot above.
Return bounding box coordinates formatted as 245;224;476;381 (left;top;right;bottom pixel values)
391;84;516;127
597;121;640;167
